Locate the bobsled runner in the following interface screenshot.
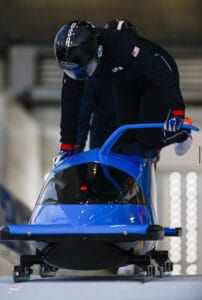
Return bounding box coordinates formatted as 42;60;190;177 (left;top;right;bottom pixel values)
0;122;199;282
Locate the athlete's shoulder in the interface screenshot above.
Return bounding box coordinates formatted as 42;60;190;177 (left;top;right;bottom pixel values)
137;36;173;57
98;28;134;47
99;28;141;63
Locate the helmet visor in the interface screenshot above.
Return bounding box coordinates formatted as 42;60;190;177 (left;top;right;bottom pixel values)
62;57;98;80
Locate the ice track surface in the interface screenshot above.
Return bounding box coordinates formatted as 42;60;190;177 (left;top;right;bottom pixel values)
1;275;202;300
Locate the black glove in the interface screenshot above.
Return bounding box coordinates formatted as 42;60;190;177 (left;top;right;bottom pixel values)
164;110;184;132
73;144;84;154
53;144;73;167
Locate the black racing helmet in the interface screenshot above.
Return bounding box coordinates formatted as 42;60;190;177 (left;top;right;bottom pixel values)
54;20;103;80
105;19;138;36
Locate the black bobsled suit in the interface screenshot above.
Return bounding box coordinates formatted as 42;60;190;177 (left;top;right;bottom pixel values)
76;76;117;150
60;29;187;151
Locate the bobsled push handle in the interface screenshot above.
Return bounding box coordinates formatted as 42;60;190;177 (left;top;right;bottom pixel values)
98;122;199;157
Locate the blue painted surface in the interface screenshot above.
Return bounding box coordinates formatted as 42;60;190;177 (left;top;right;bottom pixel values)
164;227;180;236
30;204;152;227
7;223;150;235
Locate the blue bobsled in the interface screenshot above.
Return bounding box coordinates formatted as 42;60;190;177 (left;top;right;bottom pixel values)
0;123;199;281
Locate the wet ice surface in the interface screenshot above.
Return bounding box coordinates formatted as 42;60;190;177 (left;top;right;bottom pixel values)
1;275;202;300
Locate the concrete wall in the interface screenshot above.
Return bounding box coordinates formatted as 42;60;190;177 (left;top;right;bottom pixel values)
0;92;42;210
9;46;37;96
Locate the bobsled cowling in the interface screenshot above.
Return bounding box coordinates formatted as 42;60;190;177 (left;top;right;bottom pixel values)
0;123;199;272
1;122;198;242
